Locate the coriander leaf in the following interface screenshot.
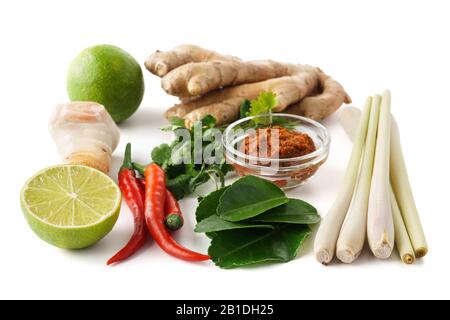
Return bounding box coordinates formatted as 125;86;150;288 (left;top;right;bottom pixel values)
151;113;232;200
249;91;278;117
170;117;186;127
270;116;298;130
166;174;192;200
219;163;234;176
151;143;171;168
165;164;186;179
246;91;279;125
201;115;217;128
161;117;186;131
190;171;210;190
202;128;215;141
240;99;251;118
184;163;198;176
204;163;229;189
170;140;191;165
208;224;312;269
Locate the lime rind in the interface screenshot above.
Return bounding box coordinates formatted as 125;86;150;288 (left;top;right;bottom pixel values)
67;44;144;122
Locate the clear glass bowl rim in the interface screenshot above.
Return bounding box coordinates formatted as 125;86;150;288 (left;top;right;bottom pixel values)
223;113;331;164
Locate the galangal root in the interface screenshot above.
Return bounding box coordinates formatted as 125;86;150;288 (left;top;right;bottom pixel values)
145;45;351;126
49;102;120;173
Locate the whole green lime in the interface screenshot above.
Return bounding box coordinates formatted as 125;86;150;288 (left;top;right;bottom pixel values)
67;45;145;122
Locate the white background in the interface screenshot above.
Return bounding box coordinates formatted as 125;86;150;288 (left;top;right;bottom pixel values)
1;0;449;300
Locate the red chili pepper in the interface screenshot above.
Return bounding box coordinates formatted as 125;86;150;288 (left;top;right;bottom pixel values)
164;190;184;231
144;163;210;261
107;143;147;265
139;179;183;231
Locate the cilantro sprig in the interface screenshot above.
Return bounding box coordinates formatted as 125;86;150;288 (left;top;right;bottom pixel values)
134;116;232;200
239;91;296;130
241;91;278;125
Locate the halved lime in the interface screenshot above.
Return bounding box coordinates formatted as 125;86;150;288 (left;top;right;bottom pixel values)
20;165;121;249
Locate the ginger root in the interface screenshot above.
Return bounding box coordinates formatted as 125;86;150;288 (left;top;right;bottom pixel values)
285;67;351;120
145;45;351;126
49;102;120;173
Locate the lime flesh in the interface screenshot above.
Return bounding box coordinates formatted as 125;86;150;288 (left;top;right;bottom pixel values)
20;165;121;249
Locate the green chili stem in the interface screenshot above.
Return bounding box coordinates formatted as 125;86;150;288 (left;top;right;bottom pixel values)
121;143;133;170
132;162;146;176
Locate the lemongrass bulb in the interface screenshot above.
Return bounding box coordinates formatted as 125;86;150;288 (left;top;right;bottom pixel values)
367;90;394;259
390;186;415;264
314;97;372;265
390;119;428;258
336;95;381;263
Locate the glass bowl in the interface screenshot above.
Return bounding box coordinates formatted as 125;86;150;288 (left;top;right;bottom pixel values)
223;113;330;189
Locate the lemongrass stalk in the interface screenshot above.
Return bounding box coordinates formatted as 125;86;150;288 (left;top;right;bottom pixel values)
390;186;415;264
336;95;381;263
340;107;416;264
339;107;362;139
367;90;394;259
313;97;372;265
391;119;428;258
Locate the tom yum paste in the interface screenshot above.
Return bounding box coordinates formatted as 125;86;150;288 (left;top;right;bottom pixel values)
242;126;316;162
228;125;324;188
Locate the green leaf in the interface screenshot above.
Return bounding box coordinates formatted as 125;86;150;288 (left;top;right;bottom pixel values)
166;174;192;200
209;225;312;269
196;186;230;222
202;128;215;142
270;116;298;130
240;99;251;118
195;214;274;233
218;176;288;222
248;91;278;116
161;117;186;131
151;143;172;168
150;113;232;200
170;140;191;165
170;117;186;127
165;164;187;179
251;199;320;224
201;115;217;128
220;163;234;176
243;91;279;125
190;173;210;191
